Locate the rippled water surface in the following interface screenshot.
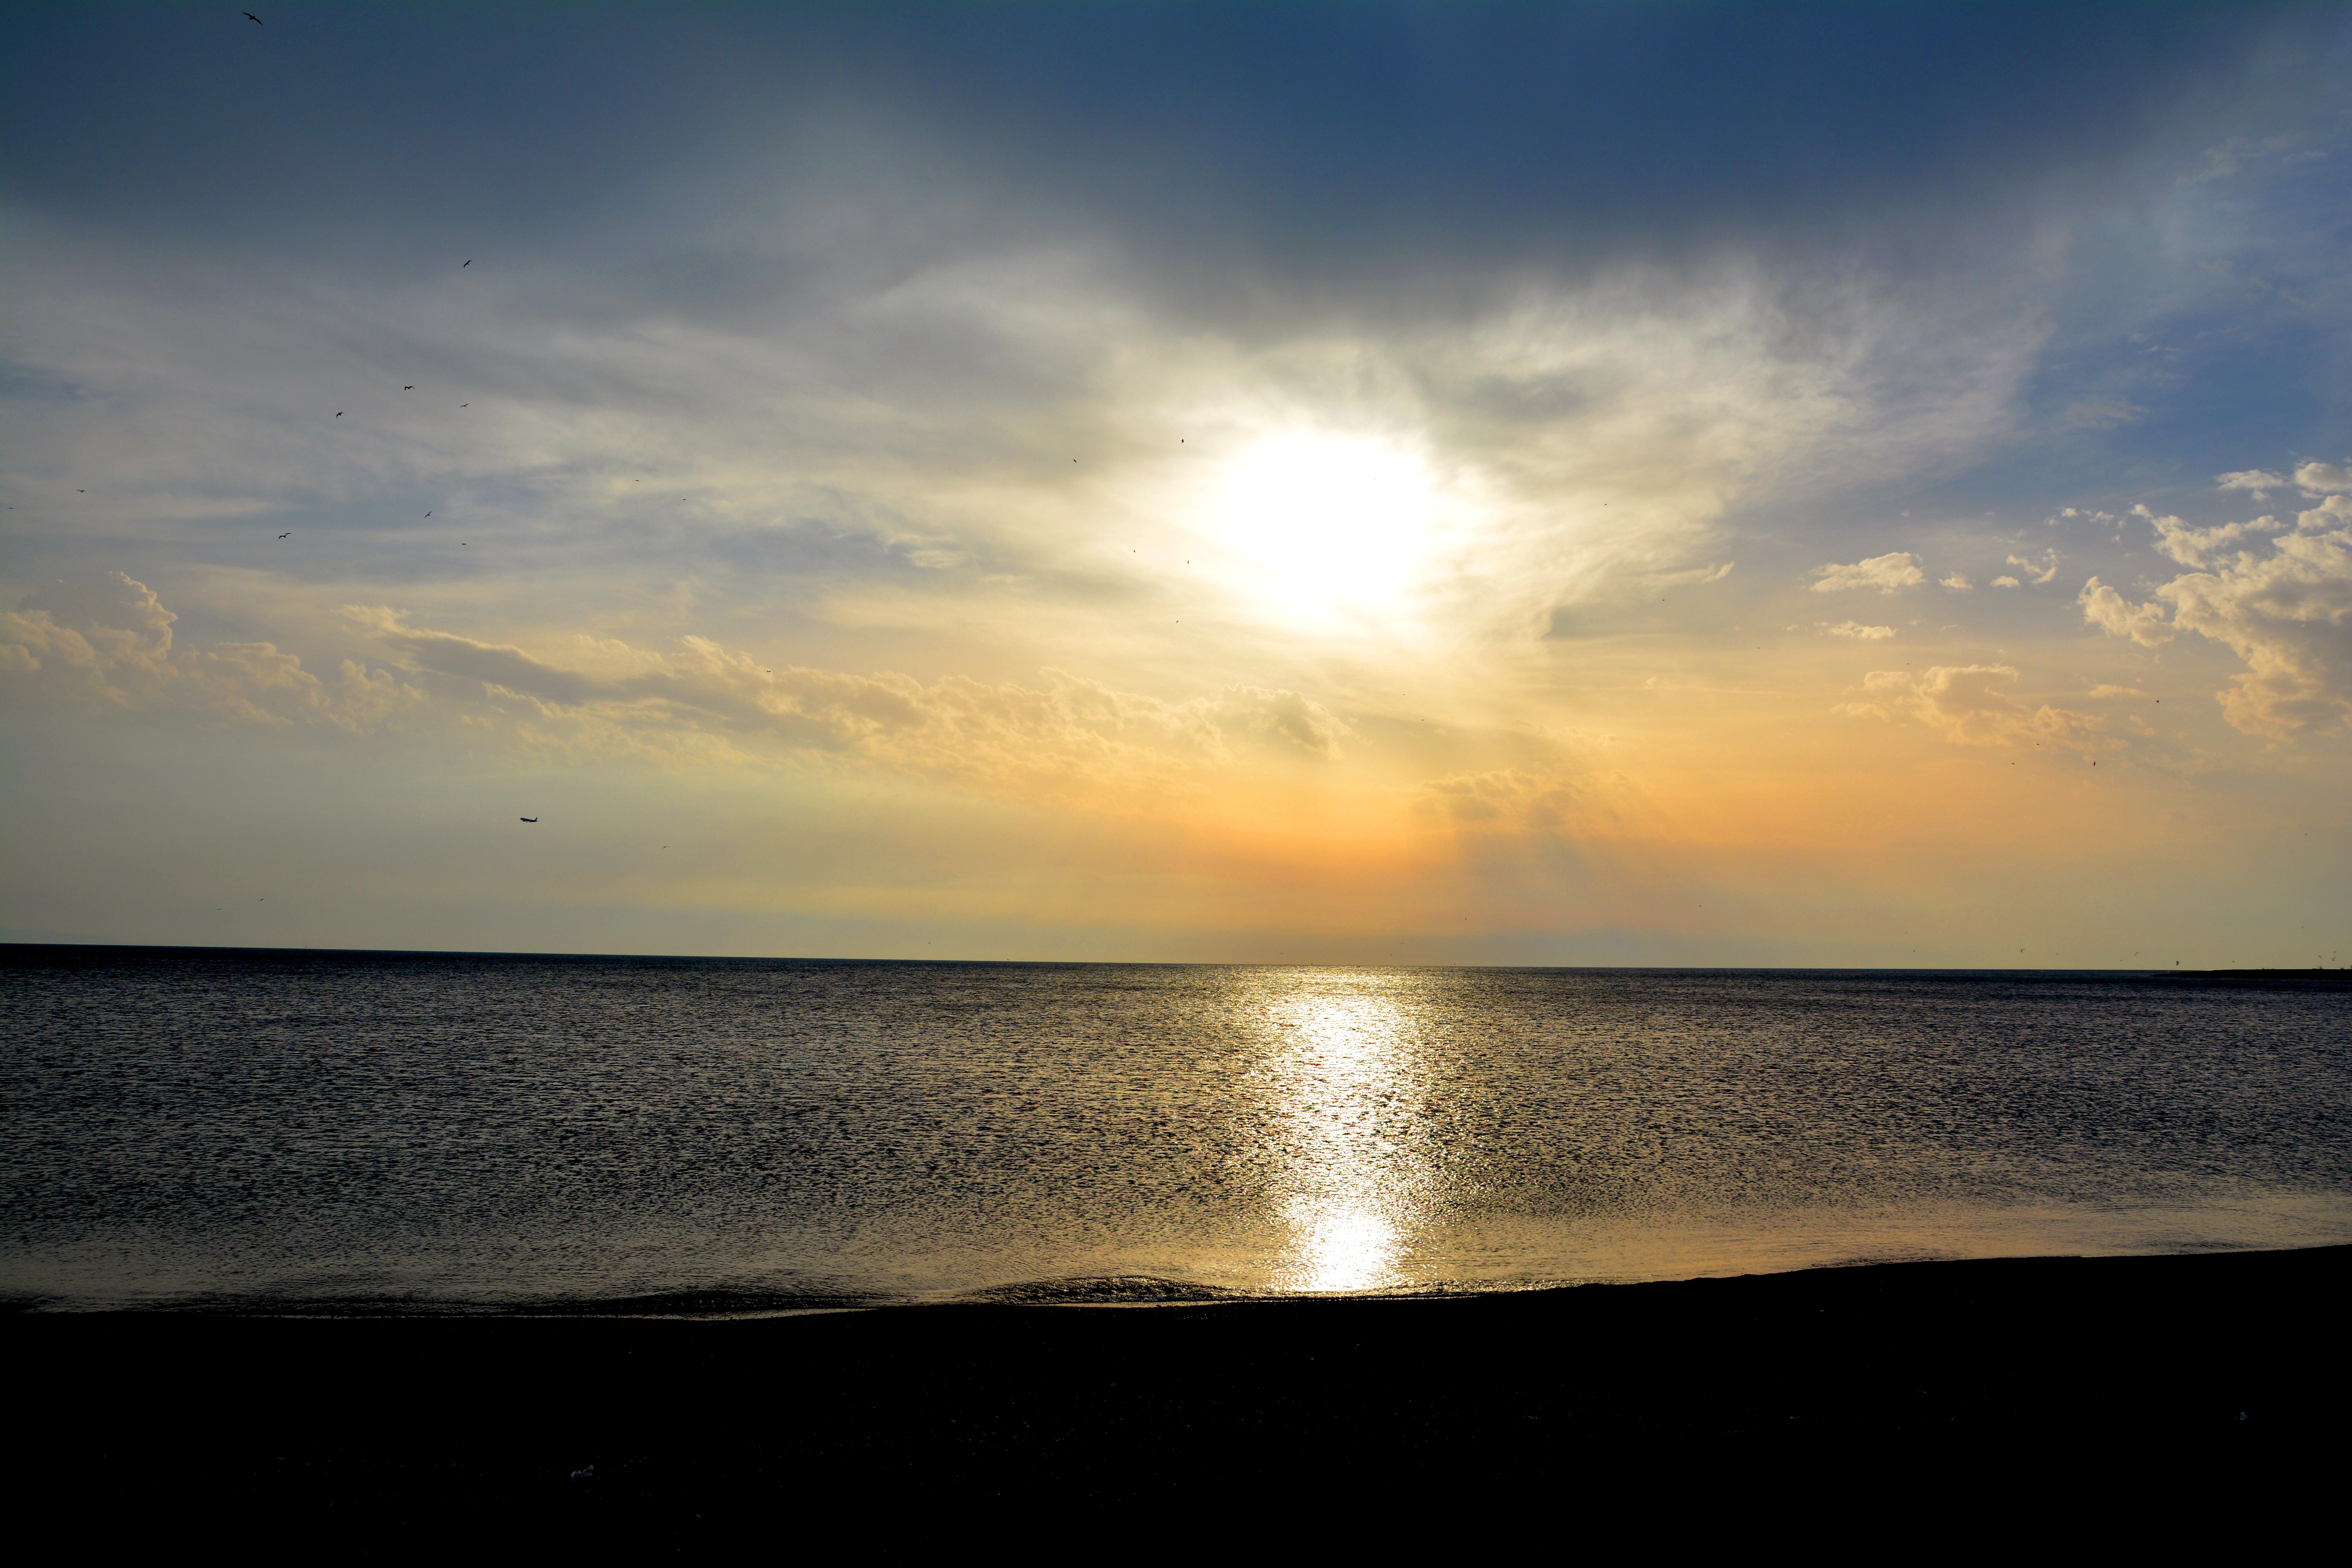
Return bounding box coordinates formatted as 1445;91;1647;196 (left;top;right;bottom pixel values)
5;949;2348;1309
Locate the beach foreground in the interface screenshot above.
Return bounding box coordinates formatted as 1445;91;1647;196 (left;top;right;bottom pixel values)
12;1246;2348;1540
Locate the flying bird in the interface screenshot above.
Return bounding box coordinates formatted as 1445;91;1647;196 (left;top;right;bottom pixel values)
336;412;343;417
425;512;431;518
277;531;290;539
403;386;414;391
244;12;261;23
519;817;537;823
463;260;471;267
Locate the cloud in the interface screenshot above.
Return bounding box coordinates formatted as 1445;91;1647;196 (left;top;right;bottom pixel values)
1837;664;2108;754
2087;684;2145;699
0;573;417;729
2004;550;2060;585
1412;766;1585;829
1810;552;1924;593
2296;462;2352;495
1992;576;2022;589
348;606;1351;790
5;577;1361;792
2080;475;2352;736
2058;400;2143;430
1820;621;1896;640
1940;572;1972;591
2133;503;2283;568
2078;579;2177;647
2218;469;2287;499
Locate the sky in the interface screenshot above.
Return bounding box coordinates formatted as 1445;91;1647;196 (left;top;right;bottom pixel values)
2;2;2348;967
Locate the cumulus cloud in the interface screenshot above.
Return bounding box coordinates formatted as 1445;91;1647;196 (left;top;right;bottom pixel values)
2296;462;2352;494
0;573;417;729
347;606;1350;791
2004;550;2060;585
1809;552;1924;593
1836;664;2109;754
1820;621;1896;640
2078;578;2178;647
2132;503;2284;568
1940;572;1972;591
1992;575;2022;589
2080;475;2352;736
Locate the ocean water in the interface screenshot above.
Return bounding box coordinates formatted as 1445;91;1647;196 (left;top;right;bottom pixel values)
4;948;2348;1311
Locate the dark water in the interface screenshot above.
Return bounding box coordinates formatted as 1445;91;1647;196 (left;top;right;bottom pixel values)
4;947;2347;1310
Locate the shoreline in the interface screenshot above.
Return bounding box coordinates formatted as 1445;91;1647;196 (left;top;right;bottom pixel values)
13;1244;2348;1532
9;1241;2348;1317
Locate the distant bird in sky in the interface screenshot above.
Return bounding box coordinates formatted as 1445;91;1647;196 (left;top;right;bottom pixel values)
243;11;261;23
277;531;290;539
459;403;468;407
464;260;471;267
425;511;431;517
519;817;538;823
335;412;342;417
403;385;414;391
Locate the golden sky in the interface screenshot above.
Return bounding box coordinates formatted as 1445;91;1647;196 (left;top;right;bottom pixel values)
3;5;2347;965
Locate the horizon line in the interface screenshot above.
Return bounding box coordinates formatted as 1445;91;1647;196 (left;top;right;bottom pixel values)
3;939;2339;979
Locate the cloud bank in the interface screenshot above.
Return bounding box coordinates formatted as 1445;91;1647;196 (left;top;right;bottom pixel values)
1;573;417;729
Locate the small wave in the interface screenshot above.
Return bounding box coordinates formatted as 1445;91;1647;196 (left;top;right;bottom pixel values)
958;1274;1247;1306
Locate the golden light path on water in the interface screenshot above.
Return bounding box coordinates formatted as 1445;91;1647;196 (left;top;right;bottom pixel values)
1258;976;1438;1292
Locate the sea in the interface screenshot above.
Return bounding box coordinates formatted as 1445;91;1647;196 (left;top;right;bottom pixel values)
4;947;2347;1312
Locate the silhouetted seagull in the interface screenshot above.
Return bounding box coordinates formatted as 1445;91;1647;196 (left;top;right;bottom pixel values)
336;412;343;417
425;512;431;517
519;817;538;823
278;531;290;539
464;260;471;267
244;11;261;23
404;385;414;391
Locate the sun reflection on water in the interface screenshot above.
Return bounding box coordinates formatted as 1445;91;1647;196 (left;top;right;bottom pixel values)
1259;976;1436;1292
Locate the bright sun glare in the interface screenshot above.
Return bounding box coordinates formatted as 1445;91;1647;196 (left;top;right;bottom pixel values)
1209;432;1440;624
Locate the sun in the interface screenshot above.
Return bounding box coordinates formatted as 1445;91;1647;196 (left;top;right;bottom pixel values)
1205;431;1441;625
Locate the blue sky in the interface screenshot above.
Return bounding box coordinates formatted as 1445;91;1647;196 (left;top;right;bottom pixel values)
4;2;2348;964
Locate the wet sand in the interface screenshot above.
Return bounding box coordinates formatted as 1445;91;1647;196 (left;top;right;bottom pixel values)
11;1246;2348;1539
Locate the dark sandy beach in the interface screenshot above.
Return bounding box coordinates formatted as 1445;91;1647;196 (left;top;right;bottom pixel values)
10;1245;2347;1542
